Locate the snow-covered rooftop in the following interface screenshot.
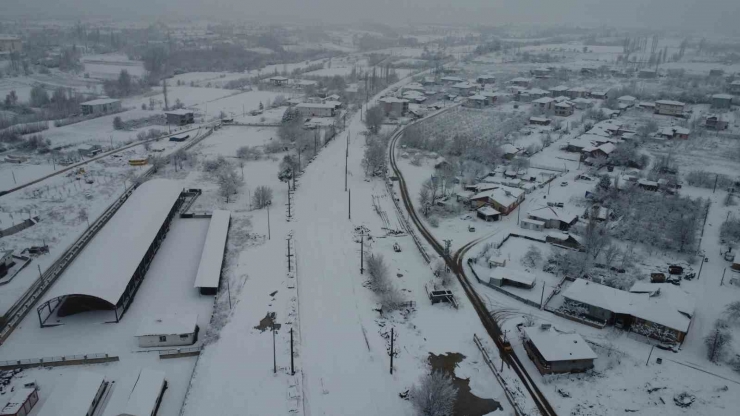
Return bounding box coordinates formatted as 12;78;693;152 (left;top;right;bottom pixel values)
549;85;569;92
528;206;579;223
529;116;550;123
562;279;633;315
136;312;198;337
477;206;500;216
533;97;555;104
500;143;519;154
194;210;231;290
165;109;194;115
36;371;104;416
41;180;182;306
467;94;487;101
489;268;535;286
0;388;36;415
379;97;409;104
655;99;685;106
712;93;733;100
296;103;335;109
80;98;120;106
122;369;167;416
523;327;597;362
617;95;636;102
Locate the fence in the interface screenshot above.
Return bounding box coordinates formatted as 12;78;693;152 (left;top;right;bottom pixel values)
159;346;202;359
0;353;118;370
0;217;40;238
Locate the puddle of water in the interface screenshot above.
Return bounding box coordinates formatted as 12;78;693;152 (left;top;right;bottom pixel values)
429;352;503;416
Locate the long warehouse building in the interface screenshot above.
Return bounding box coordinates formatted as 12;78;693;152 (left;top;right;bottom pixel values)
36;179;184;326
194;210;231;295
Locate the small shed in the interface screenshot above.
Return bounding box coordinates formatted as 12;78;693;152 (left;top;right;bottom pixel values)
78;144;103;158
546;232;583;250
0;388;38;416
268;76;289;86
119;369;167;416
135;313;199;348
476;206;501;222
523;326;596;374
529;117;551;126
36;372;106;416
711;94;733;109
489;268;536;289
80;98;121;115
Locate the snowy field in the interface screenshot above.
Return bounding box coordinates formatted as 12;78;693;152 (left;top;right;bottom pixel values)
195;126;279;158
0;217;215;416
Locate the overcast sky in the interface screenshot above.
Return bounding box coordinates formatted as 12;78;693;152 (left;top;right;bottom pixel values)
3;0;739;35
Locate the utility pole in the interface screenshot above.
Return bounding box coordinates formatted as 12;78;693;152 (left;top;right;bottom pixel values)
287;238;293;272
540;284;545;308
273;326;277;374
290;327;295;375
720;268;726;286
645;344;655;366
389;327;396;374
267;205;271;240
349;188;352;220
227;277;232;310
713;174;719;193
360;228;364;274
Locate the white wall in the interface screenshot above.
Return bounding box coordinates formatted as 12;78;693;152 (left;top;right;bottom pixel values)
137;332;195;348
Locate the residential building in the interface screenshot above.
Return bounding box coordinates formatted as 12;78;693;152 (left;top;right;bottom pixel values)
489;268;535;289
440;76;464;84
560;279;695;343
554;102;574;117
567;87;589;99
705;115;728;130
529;117;551;126
78;144;103;158
500;144;519;160
583;143;616;160
731;80;740;95
464;95;488;109
654;100;686;116
712;94;733;109
469;186;525;215
549;85;569;97
509;77;532;88
532;67;551;78
571;98;593;110
617;96;636;108
546;232;583;250
451;82;478;96
639;102;656;111
80;98;121;116
520;218;545;232
0;251;15;278
165;109;195;126
378;97;409;117
657;126;690;140
476;75;496;85
0;36;22;54
523;326;596;375
268;76;289;86
527;206;579;230
590;91;608;100
476;206;500;222
135;313;199;347
532;96;554;111
296;103;336;118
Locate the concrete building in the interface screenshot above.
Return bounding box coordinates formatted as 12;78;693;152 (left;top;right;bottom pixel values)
712;93;733;109
509;77;532;88
549;85;569;97
529;117;551;126
136;313;198;347
80;98;121;116
165;109;195;126
464;95;488;108
379;97;409;117
523;326;596;375
554;102;574;117
451;82;477;96
0;36;22;54
654;100;686;116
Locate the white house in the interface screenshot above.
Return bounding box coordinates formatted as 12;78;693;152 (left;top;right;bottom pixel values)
654;100;686;116
617;96;636;108
80;98;121;116
136;313;199;348
296;103;336;118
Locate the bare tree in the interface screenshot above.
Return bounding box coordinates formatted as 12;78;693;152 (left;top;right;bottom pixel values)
724;301;740;323
236;146;262;160
217;165;243;203
410;371;458;416
521;245;542;268
583;217;610;260
705;320;733;363
78;207;89;227
362;137;387;177
364;105;384;134
253;186;273;209
419;186;432;216
366;253;390;293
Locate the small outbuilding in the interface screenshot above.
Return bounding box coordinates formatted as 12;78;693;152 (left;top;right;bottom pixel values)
0;387;38;416
135;313;199;348
165;109;195;126
268;76;289;86
529;116;551;126
78;144;103;158
36;371;106;416
489;268;536;289
80;98;121;116
711;94;733;109
523;326;597;374
705;115;728;130
520;218;545;232
476;206;501;222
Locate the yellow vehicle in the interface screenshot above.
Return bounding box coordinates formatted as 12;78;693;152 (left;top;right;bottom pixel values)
128;157;148;166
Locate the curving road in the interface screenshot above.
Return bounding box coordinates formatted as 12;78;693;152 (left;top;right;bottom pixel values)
388;116;558;416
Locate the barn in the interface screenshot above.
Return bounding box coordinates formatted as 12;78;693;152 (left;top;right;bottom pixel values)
36;180;184;326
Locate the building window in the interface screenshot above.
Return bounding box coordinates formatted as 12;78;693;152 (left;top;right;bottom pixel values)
180;334;189;339
159;336;167;342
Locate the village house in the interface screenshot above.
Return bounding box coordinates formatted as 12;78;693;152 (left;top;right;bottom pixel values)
476;206;501;222
617;95;637;108
731;80;740;95
78;144;103;158
0;36;22;54
637;178;660;191
296;103;336;118
464;95;488;109
440;76;464;84
480;90;500;104
80;98;121;116
489;268;536;289
378;97;409;117
590;91;608;100
523;325;597;375
554;102;574;117
402;90;426;103
549;85;570;97
268;76;289;86
0;387;38;416
657;126;690;140
451;82;478;96
583;142;616;159
527;206;580;230
136;313;199;347
165;109;195;126
469;186;525;215
705;115;729;130
711;93;733;109
529;116;551;126
476;74;496;85
567;87;589;99
500;143;520;160
509;77;533;88
654;100;686;116
520;218;545;232
532;96;555;111
571;97;593;110
561;279;695;343
639;101;656;111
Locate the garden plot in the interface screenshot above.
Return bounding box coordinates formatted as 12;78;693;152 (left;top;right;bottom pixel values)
121;86;236;113
0;217;215;416
190;90;294;122
34;108;156;148
194;126;280;158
